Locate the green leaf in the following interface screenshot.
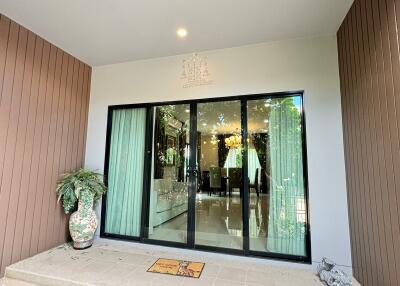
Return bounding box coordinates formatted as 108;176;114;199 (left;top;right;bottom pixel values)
56;168;107;214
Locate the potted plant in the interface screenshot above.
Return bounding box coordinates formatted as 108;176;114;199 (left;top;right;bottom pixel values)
56;168;107;249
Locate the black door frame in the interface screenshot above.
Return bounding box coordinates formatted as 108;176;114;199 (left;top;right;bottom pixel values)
100;90;311;263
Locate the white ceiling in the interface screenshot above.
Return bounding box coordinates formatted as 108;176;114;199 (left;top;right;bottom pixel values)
0;0;353;66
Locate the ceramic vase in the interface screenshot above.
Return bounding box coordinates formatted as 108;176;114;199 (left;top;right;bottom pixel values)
69;190;98;249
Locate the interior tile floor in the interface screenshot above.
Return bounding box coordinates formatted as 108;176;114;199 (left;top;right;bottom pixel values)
1;239;360;286
150;192;269;250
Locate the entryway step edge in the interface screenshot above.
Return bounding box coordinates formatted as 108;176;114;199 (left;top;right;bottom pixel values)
4;267;91;286
0;277;39;286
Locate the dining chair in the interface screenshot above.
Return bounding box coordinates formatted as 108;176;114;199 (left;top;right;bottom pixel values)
209;167;222;196
228;167;242;196
249;168;260;197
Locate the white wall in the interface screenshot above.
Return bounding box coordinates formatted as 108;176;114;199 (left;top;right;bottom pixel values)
86;36;352;271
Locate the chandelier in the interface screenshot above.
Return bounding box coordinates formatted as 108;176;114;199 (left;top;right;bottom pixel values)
210;134;219;145
225;134;242;149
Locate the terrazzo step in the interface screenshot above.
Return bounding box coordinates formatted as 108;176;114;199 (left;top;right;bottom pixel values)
4;268;89;286
3;241;361;286
0;277;39;286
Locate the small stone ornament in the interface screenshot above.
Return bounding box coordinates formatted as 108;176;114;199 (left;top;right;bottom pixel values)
317;257;352;286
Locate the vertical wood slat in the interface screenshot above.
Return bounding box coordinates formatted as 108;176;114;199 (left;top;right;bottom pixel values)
373;0;396;284
51;52;70;246
28;40;51;257
366;0;388;283
342;6;356;278
71;63;84;171
19;35;44;263
346;8;363;280
359;1;379;285
37;46;62;253
0;14;91;276
337;0;400;285
33;43;57;254
338;14;354;280
0;15;11;105
379;1;400;286
355;3;371;284
0;20;20;273
57;56;76;242
0;24;28;273
10;31;36;265
350;6;364;281
43;48;63;251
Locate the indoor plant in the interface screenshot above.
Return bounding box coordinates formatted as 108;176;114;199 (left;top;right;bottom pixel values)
56;168;107;249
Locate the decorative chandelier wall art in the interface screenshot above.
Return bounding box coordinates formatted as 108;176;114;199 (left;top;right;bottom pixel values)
181;53;213;88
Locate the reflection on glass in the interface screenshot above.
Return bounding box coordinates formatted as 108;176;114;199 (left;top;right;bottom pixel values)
148;104;190;243
248;96;307;256
196;100;243;249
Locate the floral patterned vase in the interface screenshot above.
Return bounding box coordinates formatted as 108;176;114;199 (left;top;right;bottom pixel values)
69;190;98;249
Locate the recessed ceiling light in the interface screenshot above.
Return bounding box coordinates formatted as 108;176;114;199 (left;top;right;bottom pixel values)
176;28;188;38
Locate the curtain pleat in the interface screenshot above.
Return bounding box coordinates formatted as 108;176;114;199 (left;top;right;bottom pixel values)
105;108;146;237
267;98;306;256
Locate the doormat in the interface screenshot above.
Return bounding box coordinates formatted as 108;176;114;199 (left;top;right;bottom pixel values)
147;258;205;278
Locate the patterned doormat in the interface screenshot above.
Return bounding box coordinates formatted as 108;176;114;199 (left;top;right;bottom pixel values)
147;258;205;278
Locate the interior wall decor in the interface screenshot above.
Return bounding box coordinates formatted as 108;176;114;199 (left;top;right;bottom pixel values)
337;0;400;285
0;13;91;276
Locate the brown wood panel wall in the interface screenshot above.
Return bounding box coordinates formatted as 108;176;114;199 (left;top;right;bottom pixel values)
0;14;91;276
337;0;400;285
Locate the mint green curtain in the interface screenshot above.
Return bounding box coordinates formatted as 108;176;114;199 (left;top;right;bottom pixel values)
105;108;146;236
267;98;306;256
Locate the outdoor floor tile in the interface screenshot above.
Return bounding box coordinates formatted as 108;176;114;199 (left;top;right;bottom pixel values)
200;264;220;278
180;277;215;286
213;278;245;286
218;266;247;282
3;239;359;286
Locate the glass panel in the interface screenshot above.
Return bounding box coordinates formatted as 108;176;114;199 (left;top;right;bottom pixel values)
248;96;307;256
105;108;146;236
147;104;190;243
196;100;243;249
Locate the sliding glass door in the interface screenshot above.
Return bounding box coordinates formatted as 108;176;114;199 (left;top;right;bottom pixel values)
101;92;309;261
195;100;243;250
247;95;307;257
146;104;191;244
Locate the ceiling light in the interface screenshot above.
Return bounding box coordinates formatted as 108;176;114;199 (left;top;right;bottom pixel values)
176;28;188;38
202;123;207;126
264;119;269;123
185;109;190;113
